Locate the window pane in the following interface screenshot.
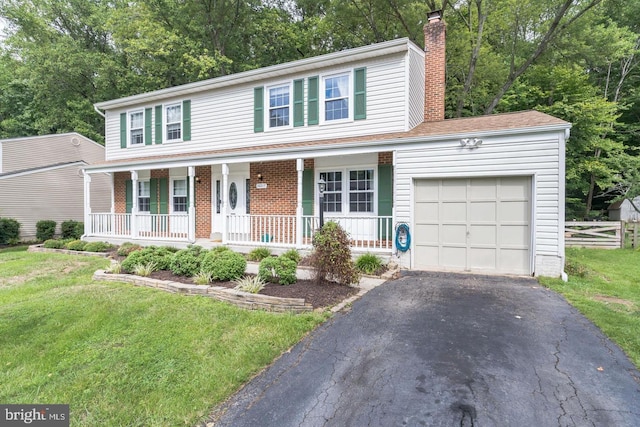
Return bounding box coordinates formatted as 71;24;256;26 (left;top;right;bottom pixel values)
173;179;187;196
325;99;349;121
320;171;343;213
167;123;181;140
348;169;373;213
166;105;181;123
129;111;144;145
325;76;348;99
269;86;290;128
130;129;143;145
269;86;289;107
269;107;290;127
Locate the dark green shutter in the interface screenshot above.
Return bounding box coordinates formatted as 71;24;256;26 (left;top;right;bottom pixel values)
354;67;366;120
125;180;133;213
307;76;319;125
159;178;168;214
155;105;162;144
302;168;314;237
254;87;264;132
182;100;191;141
120;113;127;148
150;179;158;214
377;164;393;239
293;79;304;127
144;108;152;145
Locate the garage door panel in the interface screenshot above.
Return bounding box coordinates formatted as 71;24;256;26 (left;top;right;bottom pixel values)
500;201;529;222
500;225;529;246
442;202;466;221
469;178;498;199
414;224;438;243
499;249;530;274
468;247;497;270
415;180;440;201
470;201;497;222
414;245;439;268
441;180;467;200
441;247;466;268
415;201;439;221
500;177;530;198
441;224;467;244
469;225;496;245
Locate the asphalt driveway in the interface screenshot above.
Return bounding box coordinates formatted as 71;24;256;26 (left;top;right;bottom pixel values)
211;271;640;426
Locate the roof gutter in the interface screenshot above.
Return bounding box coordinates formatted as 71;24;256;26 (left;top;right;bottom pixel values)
94;105;105;118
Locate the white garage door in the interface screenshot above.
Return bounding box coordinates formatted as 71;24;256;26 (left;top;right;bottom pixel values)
413;177;531;275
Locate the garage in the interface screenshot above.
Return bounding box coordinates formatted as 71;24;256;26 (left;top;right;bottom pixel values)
413;176;532;275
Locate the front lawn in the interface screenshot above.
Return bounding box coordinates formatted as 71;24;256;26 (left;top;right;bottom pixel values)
540;247;640;369
0;248;326;426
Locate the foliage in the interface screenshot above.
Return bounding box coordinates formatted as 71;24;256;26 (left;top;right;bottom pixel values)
258;256;297;286
309;221;360;286
35;220;56;241
193;270;213;285
201;249;247;281
233;275;267;294
169;245;205;277
132;261;157;277
0;218;20;245
247;247;272;262
355;253;384;275
117;242;142;257
281;248;301;264
61;220;83;239
106;261;122;274
43;239;65;249
83;241;112;252
65;239;87;251
121;246;175;273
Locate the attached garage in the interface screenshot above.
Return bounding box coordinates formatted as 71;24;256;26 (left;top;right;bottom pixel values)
413;176;531;275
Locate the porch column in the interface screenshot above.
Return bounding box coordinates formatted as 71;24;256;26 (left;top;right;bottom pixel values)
110;173;115;237
296;158;304;248
131;170;138;239
221;164;229;244
188;166;196;243
83;172;91;237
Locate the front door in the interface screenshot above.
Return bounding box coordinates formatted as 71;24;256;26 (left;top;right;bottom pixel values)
227;176;249;239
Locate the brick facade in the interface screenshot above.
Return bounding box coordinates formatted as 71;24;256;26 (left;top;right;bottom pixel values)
249;160;298;216
378;152;393;165
424;17;446;122
195;166;212;238
114;171;128;214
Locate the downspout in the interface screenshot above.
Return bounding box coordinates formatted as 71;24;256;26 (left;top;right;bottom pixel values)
94;105;106;118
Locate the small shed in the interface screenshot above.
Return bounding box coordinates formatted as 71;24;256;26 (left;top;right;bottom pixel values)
608;198;640;222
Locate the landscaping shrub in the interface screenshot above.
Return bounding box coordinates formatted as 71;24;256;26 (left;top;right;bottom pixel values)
193;270;213;285
0;218;20;244
258;256;297;285
201;249;246;281
355;253;383;275
233;275;267;293
61;220;83;239
169;245;205;276
122;246;175;273
66;240;87;251
84;241;112;252
247;247;272;261
281;248;301;264
36;220;56;241
117;242;142;257
309;221;360;286
43;239;65;249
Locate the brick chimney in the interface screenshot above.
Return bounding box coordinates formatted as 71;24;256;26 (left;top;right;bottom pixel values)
423;10;446;122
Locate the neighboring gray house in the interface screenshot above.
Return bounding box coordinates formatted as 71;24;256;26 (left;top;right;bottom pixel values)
608;198;640;221
0;133;111;240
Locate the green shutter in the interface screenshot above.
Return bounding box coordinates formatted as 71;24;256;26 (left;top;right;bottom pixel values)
125;180;133;213
144;108;152;145
307;76;319;125
159;178;168;214
377;164;393;239
354;67;366;120
120;113;127;148
254;87;264;133
150;179;158;214
155;105;162;144
302;168;314;237
182;100;191;141
293;79;304;127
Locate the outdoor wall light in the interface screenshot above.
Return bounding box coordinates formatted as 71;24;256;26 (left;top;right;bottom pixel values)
257;173;263;181
195;176;201;183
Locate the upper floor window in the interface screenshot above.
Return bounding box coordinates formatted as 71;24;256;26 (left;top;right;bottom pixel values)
129;110;144;146
138;180;150;212
324;74;350;121
165;104;182;141
268;85;290;128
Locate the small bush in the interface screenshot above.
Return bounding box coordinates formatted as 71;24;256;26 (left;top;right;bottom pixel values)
247;247;272;261
169;245;205;276
233;275;267;293
106;261;122;274
43;239;65;249
61;220;83;239
36;220;56;241
193;270;213;285
211;245;231;254
280;248;301;264
121;246;175;273
310;221;360;286
355;253;383;275
84;241;112;252
201;249;246;281
258;256;297;285
0;218;21;244
132;262;157;277
117;242;142;257
66;240;87;251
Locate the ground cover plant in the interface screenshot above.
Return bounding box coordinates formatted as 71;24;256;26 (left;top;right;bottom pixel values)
539;247;640;369
0;247;325;426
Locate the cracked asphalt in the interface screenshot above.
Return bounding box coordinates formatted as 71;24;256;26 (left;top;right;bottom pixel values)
211;271;640;426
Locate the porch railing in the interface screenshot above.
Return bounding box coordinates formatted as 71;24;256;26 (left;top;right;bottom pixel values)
227;214;297;246
302;215;394;250
88;212;188;241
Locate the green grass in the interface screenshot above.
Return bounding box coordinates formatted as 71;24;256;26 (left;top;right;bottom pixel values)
0;247;326;426
539;247;640;369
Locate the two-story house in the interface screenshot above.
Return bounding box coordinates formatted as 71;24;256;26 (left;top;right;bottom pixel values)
84;13;570;277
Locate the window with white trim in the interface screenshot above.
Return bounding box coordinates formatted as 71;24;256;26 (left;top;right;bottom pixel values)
323;73;350;121
319;169;374;214
138;180;150;212
165;104;182;141
319;171;343;213
129;110;144;146
349;170;374;212
268;84;290;128
172;178;188;212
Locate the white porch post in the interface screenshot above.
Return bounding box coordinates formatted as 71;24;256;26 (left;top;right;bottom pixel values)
296;158;304;248
221;164;229;244
83;172;92;237
188;166;196;243
110;173;115;236
131;170;138;239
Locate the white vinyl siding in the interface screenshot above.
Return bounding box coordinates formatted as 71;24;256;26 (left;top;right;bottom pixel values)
407;45;425;129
